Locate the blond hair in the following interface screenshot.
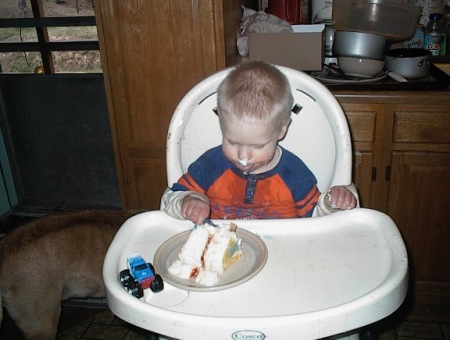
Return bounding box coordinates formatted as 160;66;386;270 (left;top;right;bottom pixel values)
217;61;293;128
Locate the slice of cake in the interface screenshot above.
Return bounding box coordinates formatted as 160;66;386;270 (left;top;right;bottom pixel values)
168;223;242;286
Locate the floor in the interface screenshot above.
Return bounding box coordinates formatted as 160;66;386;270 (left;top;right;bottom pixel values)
0;302;156;340
2;302;450;340
1;214;449;340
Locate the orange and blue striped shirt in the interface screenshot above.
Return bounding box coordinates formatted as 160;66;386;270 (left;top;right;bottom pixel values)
172;146;320;219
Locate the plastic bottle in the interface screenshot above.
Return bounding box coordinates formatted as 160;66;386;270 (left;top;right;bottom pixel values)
444;1;450;54
424;13;446;56
405;24;425;49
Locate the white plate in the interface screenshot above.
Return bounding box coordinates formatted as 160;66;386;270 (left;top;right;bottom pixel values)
311;71;387;84
153;228;268;292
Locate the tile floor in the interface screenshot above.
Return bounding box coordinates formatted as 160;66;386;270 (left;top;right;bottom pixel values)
1;214;449;340
56;306;152;340
2;302;450;340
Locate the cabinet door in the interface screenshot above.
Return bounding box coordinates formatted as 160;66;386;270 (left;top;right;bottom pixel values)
94;0;226;209
339;102;384;208
352;151;375;208
388;151;450;281
386;103;450;320
387;151;450;319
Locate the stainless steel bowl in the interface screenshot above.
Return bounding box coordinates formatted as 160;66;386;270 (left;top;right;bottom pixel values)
338;56;385;78
332;0;422;41
332;31;387;60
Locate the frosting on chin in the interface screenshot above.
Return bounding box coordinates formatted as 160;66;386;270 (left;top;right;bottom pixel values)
238;158;249;166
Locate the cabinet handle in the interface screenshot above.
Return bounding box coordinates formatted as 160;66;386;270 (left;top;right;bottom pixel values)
385;166;391;181
372;167;377;182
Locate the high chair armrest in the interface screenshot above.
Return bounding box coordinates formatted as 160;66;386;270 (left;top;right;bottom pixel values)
345;182;360;208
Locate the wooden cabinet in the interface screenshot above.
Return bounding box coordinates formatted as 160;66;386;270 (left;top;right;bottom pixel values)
338;102;385;208
93;0;242;210
336;92;450;322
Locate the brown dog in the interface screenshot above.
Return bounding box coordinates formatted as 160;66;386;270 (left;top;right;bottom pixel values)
0;209;138;339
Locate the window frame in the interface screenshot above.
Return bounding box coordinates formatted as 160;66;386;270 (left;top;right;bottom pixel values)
0;0;99;74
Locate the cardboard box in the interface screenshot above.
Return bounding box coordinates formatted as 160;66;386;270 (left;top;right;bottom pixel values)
248;24;324;71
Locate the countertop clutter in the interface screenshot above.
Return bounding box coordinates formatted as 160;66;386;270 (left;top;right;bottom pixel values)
246;0;450;90
309;64;450;90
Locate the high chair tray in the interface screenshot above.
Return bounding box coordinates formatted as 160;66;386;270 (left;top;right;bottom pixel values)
103;208;408;340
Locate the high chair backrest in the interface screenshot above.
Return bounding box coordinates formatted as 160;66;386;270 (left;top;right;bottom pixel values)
166;65;352;194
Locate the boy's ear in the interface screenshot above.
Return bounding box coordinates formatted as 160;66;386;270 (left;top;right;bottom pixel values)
278;121;290;140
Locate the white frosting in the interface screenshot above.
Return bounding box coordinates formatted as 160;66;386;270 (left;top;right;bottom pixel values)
238;158;248;166
168;260;196;280
195;270;219;286
177;226;209;268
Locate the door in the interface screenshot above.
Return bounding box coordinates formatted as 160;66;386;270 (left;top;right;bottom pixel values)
387;151;450;319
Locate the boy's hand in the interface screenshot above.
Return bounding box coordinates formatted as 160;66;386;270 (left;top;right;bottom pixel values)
181;195;211;225
327;186;357;210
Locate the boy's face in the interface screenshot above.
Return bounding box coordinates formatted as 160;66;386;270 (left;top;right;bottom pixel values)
220;115;288;174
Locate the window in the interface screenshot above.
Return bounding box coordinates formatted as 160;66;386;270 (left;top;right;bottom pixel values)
0;0;101;73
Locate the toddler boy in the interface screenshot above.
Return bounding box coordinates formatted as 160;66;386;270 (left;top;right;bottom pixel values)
162;61;356;224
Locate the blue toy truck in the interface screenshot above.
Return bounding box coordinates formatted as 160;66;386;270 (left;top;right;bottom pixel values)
119;254;164;298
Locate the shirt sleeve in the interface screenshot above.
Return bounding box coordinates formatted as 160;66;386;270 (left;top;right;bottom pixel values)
313;191;340;217
162;149;221;220
169;146;224;194
278;148;321;218
161;188;209;220
295;184;321;217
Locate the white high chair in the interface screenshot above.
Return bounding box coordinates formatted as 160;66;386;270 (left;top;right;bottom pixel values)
103;66;409;340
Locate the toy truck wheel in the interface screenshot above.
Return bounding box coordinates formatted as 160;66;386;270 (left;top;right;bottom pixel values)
119;269;132;286
129;283;144;298
150;274;164;293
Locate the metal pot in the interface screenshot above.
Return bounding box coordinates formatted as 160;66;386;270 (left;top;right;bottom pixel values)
332;31;386;60
384;48;431;79
332;0;422;41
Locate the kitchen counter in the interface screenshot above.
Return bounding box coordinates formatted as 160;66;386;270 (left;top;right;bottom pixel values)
435;63;450;76
310;65;450;92
331;88;450;104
